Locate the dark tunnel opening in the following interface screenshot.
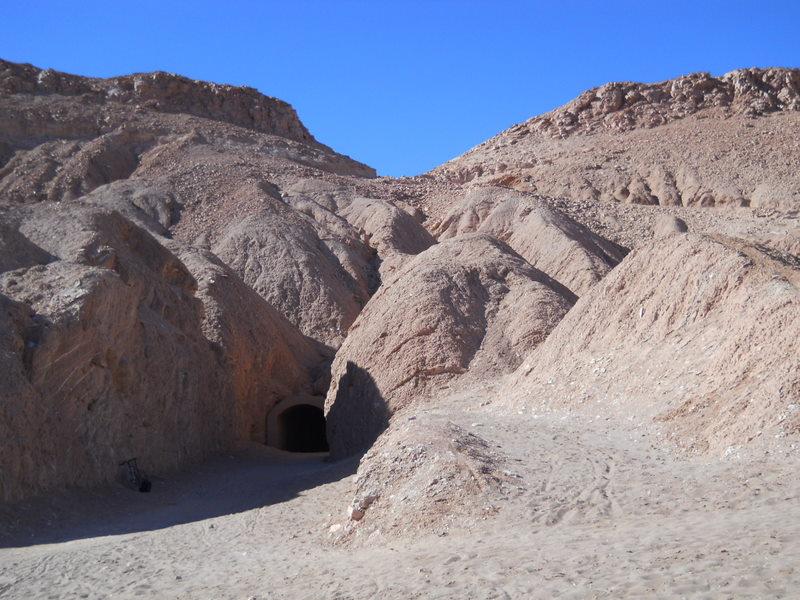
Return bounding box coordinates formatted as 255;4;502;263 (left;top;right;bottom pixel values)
276;404;330;453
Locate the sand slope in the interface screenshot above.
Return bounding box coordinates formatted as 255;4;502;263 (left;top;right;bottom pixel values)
510;233;800;453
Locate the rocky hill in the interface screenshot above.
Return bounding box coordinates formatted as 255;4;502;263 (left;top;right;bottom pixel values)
1;59;799;517
508;231;800;453
434;68;800;211
2;59;320;147
0;60;387;500
325;234;575;457
0;203;327;501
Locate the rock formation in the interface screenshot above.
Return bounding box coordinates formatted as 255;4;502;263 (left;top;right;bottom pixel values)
325;235;575;457
0;59;438;347
432;186;628;295
509;233;800;453
0;59;436;499
435;68;800;211
1;59;324;150
330;417;513;544
2;59;799;511
0;204;323;502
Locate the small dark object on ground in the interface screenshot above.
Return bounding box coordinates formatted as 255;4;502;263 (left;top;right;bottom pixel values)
119;458;152;493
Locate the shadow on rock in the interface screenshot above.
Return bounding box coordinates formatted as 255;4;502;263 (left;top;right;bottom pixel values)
326;361;389;460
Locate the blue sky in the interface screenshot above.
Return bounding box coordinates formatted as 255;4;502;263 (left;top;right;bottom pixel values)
2;1;799;176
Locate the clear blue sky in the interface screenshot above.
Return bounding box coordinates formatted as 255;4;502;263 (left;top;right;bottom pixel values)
2;1;799;176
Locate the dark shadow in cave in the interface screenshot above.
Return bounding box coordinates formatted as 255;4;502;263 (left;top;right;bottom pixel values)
277;404;329;452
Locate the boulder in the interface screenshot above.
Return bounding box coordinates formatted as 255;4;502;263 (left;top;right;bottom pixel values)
653;214;689;237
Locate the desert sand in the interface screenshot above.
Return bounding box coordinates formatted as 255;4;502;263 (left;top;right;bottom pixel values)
2;387;799;599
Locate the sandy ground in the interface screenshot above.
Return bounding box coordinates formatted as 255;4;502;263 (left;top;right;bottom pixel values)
1;391;799;600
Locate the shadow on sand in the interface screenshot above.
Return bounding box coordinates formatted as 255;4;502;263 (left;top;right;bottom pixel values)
0;446;358;549
0;364;388;550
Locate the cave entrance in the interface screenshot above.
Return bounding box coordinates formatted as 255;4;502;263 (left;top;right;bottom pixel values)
266;398;329;453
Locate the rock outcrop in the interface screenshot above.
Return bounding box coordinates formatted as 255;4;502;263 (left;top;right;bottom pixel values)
339;196;436;279
509;234;800;453
0;204;324;502
3;58;800;508
0;60;441;501
1;59;315;145
507;69;800;139
209;182;377;347
0;60;428;347
325;235;575;457
435;69;800;211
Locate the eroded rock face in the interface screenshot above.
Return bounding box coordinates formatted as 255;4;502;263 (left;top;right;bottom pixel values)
210;182;376;347
0;60;430;347
0;205;323;502
4;57;799;508
435;69;800;211
173;246;330;443
325;235;575;457
0;60;451;501
433;186;628;296
444;68;800;148
339;196;436;279
0;61;457;503
509;234;800;453
515;68;800;139
0;59;317;144
0;205;223;501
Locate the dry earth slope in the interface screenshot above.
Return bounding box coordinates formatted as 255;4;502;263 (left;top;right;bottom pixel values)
324;234;576;458
435;68;800;211
0;59;433;500
508;231;800;454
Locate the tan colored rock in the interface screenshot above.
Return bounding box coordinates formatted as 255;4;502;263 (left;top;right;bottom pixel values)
434;69;800;212
653;214;689;237
0;59;404;347
339;196;436;279
211;182;376;347
0;205;223;501
282;180;436;280
0;204;323;502
174;245;330;443
0;221;54;272
337;418;510;542
433;186;628;295
4;58;800;514
1;59;317;146
509;234;800;453
0;62;375;348
325;235;575;457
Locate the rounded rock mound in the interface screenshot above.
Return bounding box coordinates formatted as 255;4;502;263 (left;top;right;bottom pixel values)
433;186;628;296
0;204;325;502
325;234;576;458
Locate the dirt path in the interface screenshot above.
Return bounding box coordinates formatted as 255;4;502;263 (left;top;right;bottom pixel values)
2;396;799;599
